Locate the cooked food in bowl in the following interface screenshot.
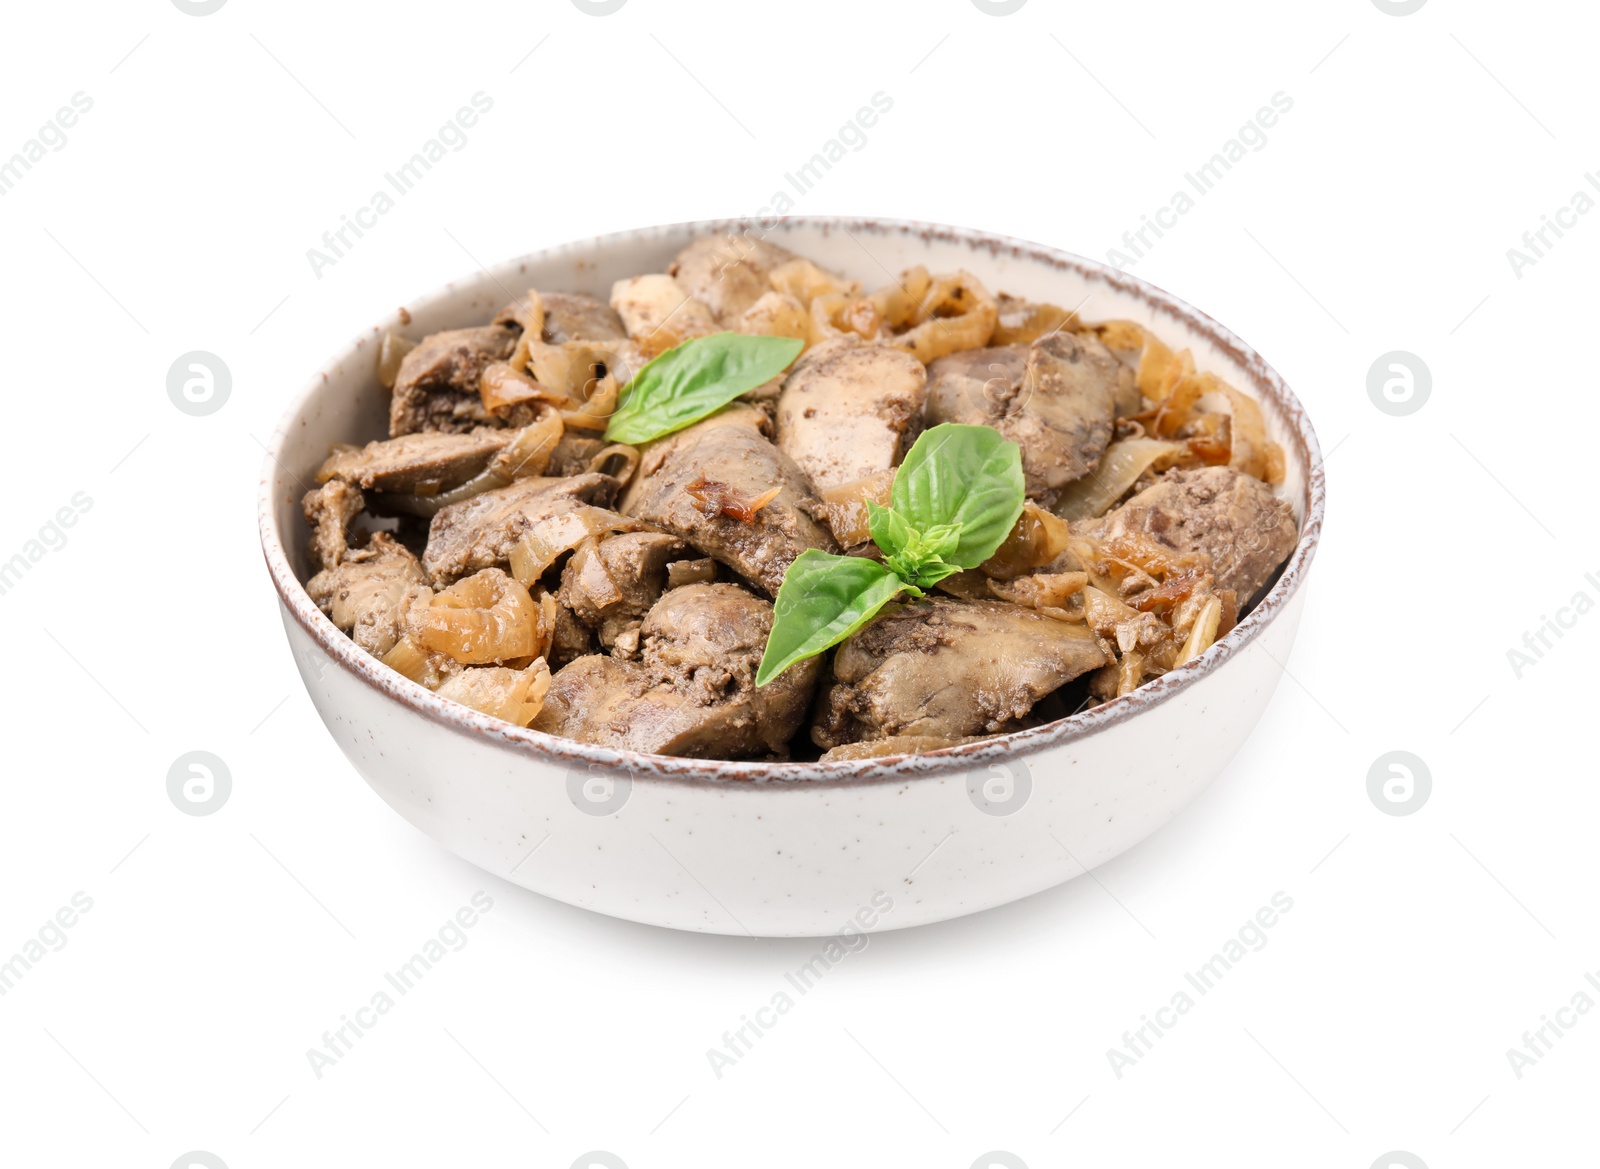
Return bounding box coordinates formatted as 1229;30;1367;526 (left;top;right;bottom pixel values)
302;232;1298;763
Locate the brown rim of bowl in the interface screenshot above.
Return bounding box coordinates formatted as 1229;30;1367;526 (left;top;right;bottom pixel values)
259;216;1325;789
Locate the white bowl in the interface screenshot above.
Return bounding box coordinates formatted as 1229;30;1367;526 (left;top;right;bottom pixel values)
260;217;1324;937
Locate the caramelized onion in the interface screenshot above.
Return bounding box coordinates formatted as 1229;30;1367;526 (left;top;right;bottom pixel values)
417;569;540;664
816;468;896;547
517;339;643;431
981;503;1072;579
868;266;932;330
380;635;459;690
988;571;1087;611
1082;586;1169;655
1054;438;1183;521
933;569;993;601
1073;530;1207;598
1125;570;1206;615
584;443;641;486
567;536;624;608
506;505;636;586
562;378;619;432
809;292;884;344
536;589;558;660
527;340;633;398
992;295;1078;346
1213;384;1286;485
494;289;545;338
735;291;811;343
1140;368;1286;486
768;258;860;306
486;407;562;480
436;661;552;727
686;473;781;522
1116;649;1146;696
1174;596;1222;667
892;270;998;363
480;362;546;415
1090;321;1182;401
377;331;416;389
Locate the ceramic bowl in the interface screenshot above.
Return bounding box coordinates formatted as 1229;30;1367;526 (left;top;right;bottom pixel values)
259;217;1324;937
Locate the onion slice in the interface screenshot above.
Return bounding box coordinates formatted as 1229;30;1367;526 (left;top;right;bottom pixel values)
377;332;416;389
1088;321;1181;401
1054;438;1182;521
1214;384;1286;485
507;505;636;586
816;469;896;547
436;661;552;727
1175;596;1222;667
417;569;542;665
980;503;1072;579
891;270;998;363
584;443;641;486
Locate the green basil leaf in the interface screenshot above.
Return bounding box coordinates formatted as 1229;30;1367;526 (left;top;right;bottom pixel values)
604;332;804;444
755;550;910;687
866;501;913;558
902;557;962;590
918;522;963;561
890;423;1026;569
870;502;962;584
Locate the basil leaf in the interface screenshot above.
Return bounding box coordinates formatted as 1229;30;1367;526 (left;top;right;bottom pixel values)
890;424;1026;569
758;425;1024;683
868;502;961;585
866;501;913;559
755;550;910;687
604;332;803;444
900;556;962;590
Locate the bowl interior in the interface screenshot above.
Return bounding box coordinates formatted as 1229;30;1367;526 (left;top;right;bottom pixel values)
261;217;1323;781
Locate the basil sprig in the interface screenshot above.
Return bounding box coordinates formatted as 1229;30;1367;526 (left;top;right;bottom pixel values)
604;332;803;444
755;424;1025;686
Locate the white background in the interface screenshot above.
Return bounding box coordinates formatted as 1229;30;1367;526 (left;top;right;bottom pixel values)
1;1;1594;1166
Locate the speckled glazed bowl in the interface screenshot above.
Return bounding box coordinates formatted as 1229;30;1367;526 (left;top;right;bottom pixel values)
260;217;1324;937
